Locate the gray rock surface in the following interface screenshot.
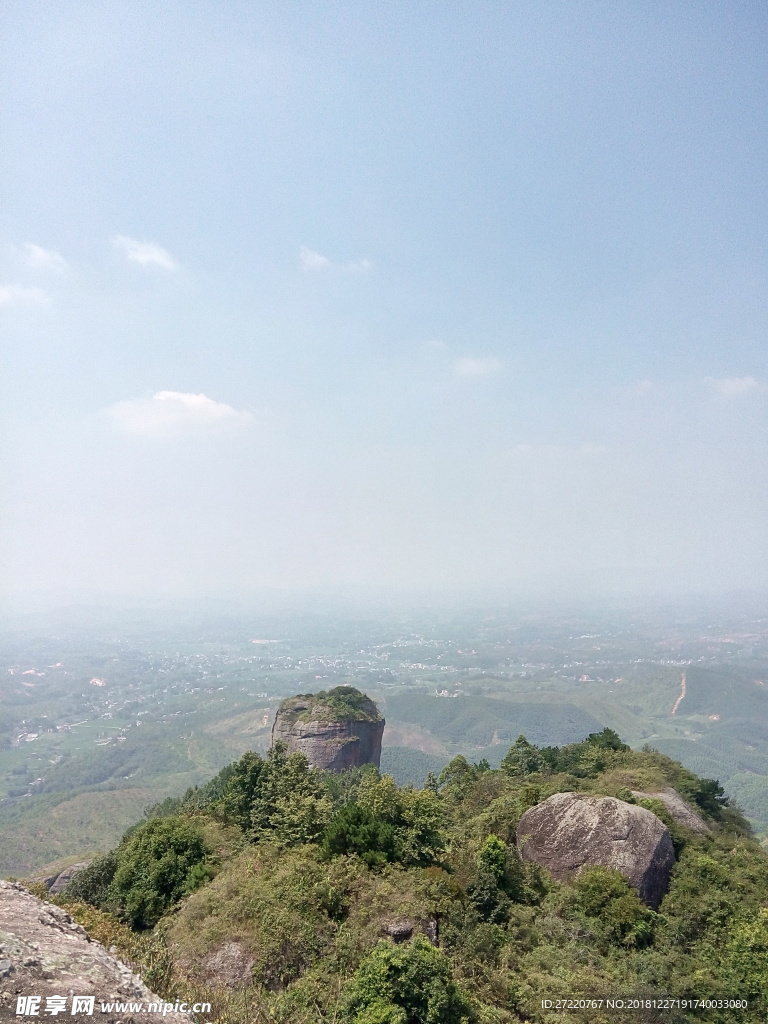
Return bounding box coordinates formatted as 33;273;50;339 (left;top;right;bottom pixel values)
198;942;254;989
0;882;193;1023
517;792;676;909
631;788;710;834
381;918;438;945
272;688;384;772
45;863;93;895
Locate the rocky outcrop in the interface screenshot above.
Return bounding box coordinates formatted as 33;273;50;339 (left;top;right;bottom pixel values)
271;686;384;772
0;882;192;1023
516;792;675;909
631;788;710;834
382;918;438;945
44;862;93;895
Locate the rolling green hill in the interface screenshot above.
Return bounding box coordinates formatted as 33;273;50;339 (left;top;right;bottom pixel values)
37;727;768;1024
380;746;447;787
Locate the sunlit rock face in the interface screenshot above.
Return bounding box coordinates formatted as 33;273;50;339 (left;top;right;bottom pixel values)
630;787;710;834
271;686;384;772
517;792;676;909
0;881;193;1023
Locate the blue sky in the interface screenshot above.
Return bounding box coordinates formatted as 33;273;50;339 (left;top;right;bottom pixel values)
2;1;767;602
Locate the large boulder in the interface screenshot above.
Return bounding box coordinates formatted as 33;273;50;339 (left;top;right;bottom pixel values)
271;686;384;772
516;792;675;908
0;882;192;1023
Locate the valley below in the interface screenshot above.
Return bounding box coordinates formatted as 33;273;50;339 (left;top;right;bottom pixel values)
2;598;767;877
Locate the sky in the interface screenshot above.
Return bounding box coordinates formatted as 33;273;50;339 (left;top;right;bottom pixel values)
1;0;767;605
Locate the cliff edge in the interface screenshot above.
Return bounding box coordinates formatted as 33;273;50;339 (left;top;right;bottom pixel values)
271;686;384;772
0;882;193;1024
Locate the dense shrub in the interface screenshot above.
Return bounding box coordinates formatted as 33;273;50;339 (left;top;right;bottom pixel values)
217;742;333;844
107;816;213;929
321;804;399;868
500;736;543;776
321;774;446;869
340;936;475;1024
558;866;657;948
63;850;118;908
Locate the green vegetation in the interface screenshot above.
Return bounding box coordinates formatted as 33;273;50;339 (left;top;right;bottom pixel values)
107;817;214;929
37;721;768;1024
214;742;334;843
4;607;768;875
65;849;119;908
281;686;384;724
556;867;657;949
62;815;239;929
380;747;448;788
340;937;474;1023
321;773;446;869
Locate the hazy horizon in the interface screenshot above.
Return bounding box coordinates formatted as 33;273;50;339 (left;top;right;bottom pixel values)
2;585;766;630
2;2;767;604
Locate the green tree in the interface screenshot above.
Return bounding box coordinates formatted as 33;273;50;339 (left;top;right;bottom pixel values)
341;936;475;1024
424;772;439;794
467;870;510;924
217;750;266;831
500;735;543;776
269;787;334;846
438;756;480;800
107;816;212;929
357;773;402;822
251;742;331;842
466;835;513;923
396;787;446;867
586;728;628;751
478;835;507;879
561;866;657;948
688;777;728;818
322;778;445;869
218;743;332;845
321;803;399;868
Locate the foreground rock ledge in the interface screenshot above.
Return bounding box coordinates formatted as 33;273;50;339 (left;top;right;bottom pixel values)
0;882;193;1024
516;792;676;909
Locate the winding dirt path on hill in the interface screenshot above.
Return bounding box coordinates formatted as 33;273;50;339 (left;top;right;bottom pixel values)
671;671;687;715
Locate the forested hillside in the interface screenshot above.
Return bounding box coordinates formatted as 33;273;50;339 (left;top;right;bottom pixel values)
31;727;768;1024
383;694;603;749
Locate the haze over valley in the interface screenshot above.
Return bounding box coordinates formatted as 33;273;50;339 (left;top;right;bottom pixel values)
2;597;767;877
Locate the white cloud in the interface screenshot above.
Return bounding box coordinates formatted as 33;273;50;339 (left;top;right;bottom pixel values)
298;246;371;273
705;375;763;398
453;357;503;378
103;391;251;437
0;284;49;307
112;235;179;271
21;243;68;273
299;246;331;271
